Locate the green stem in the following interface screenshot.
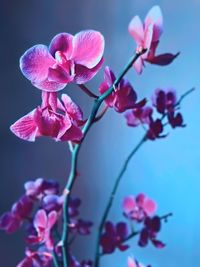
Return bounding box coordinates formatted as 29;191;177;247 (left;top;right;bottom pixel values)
52;251;60;267
60;49;147;267
94;135;146;267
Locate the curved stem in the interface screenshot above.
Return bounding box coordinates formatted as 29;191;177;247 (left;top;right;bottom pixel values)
78;84;98;99
60;50;147;267
94;135;146;267
52;251;60;267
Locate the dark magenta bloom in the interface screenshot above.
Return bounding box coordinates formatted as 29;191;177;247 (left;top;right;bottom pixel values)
146;118;164;140
17;249;52;267
69;219;93;235
20;30;105;91
125;106;153;127
168;111;185;128
152;89;177;114
138;216;165;248
100;221;129;254
99;67;145;113
68;197;81;218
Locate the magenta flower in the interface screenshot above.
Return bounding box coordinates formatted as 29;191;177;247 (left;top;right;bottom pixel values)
123;193;157;222
0;195;33;233
100;221;129;254
128;6;179;74
20;30;105;92
99;67;145;113
152;88;177;114
128;257;151;267
25;178;59;200
17;249;52;267
10;92;83;142
125;106;153;127
138;216;165;248
27;209;58;250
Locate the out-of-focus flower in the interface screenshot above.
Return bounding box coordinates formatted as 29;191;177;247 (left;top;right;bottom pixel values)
27;209;58;250
68;197;81;218
168;112;184;128
125;106;153;126
99;67;145;113
17;248;52;267
128;6;179;74
0;195;33;233
128;256;151;267
69;219;93;235
20;30;105;91
10;92;83;142
100;221;129;254
42;194;64;212
123;193;157;222
138;216;165;248
25;178;59;200
152;89;177;114
146;118;164;140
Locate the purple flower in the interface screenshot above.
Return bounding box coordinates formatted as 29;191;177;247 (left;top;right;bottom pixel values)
100;221;129;254
99;67;146;113
69;219;93;235
138;216;165;248
20;31;105;92
68;197;81;218
152;89;177;114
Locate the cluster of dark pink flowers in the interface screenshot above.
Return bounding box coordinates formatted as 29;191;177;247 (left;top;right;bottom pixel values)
0;178;93;266
1;4;191;267
100;193;166;256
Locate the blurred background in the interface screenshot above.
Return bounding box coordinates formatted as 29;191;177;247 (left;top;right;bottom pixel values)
0;0;200;266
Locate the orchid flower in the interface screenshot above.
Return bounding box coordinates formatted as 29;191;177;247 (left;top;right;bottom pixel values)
128;6;179;74
27;209;58;250
10;92;83;142
99;67;145;113
20;30;105;91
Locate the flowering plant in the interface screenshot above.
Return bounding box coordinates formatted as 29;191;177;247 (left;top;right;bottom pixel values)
1;5;194;267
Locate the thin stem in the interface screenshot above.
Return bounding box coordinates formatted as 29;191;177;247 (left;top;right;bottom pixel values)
52;251;60;267
60;49;147;267
94;135;146;267
93;105;109;123
175;87;195;107
78;84;98;99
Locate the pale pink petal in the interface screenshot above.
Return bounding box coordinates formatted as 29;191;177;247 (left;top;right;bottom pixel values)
145;5;163;42
128;15;144;45
144;23;153;51
49;33;73;59
133;56;144;74
55;115;72;141
123;196;136;214
72;30;105;68
74;57;104;84
127;257;137;267
144;198;157;215
32;78;66;92
34;209;47;229
47;211;58;229
104;66;115;85
61;94;83;121
10;110;39;142
20;45;55;83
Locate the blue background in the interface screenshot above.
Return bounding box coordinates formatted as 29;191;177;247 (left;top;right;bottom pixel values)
0;0;200;266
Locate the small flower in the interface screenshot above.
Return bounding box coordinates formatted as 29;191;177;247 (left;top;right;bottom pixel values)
152;89;177;114
125;106;153;127
17;248;52;267
138;216;165;248
99;67;145;113
42;194;64;212
68;197;81;218
20;30;105;92
69;219;93;235
146;118;164;140
27;209;58;250
123;193;157;222
128;256;151;267
100;221;129;254
10;92;83;142
0;195;33;233
128;6;179;74
24;178;59;200
168;111;185;128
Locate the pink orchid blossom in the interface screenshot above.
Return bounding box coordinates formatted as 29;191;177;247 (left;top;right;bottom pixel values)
27;209;58;250
10;92;83;142
123;193;157;222
128;257;150;267
20;30;105;92
99;67;146;113
128;5;179;74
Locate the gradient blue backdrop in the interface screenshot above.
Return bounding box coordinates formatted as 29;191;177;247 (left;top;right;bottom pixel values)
0;0;200;266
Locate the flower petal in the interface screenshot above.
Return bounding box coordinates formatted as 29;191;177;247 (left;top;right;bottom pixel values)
47;211;58;229
59;124;83;143
48;65;73;84
147;52;180;65
20;45;55;83
61;94;83;121
10;110;39;142
74;57;104;84
123;196;136;214
145;5;163;42
128;257;137;267
128;15;144;45
133;56;144;74
32;78;67;92
72;30;105;68
144;198;157;216
34;209;47;229
49;33;73;59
